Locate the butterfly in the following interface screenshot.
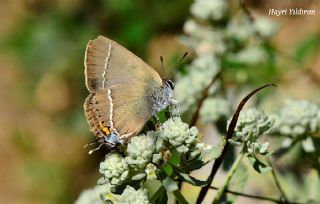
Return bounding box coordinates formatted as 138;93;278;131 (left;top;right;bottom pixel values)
83;36;179;153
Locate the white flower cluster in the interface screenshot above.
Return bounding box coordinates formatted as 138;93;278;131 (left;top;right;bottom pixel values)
226;12;254;42
229;108;275;154
254;17;280;39
182;20;226;56
200;97;230;123
275;100;320;137
95;116;214;193
75;184;110;204
190;0;228;20
118;186;150;204
227;46;268;65
125;133;156;169
76;184;150;204
174;55;220;112
159;117;199;153
99;153;129;186
178;0;279;118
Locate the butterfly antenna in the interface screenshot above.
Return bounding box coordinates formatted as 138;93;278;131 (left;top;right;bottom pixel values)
160;56;165;77
88;143;104;155
84;138;99;148
168;52;188;78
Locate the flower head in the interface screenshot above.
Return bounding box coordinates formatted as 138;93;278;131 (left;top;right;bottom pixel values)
119;186;150;204
159;117;199;153
175;55;220;113
276;100;320;137
190;0;228;20
75;184;110;204
228;108;274;154
227;46;268;65
254;17;279;39
125;132;156;169
200;97;230;123
227;12;254;42
145;163;158;180
99;153;129;186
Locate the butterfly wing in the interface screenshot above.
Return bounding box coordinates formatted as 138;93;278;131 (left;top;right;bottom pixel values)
84;36;162;93
84;36;163;136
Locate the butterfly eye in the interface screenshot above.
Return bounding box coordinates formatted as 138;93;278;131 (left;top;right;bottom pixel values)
166;80;174;90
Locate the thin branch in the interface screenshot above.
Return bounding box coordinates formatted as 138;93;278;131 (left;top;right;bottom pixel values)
209;186;308;204
195;84;276;204
189;71;222;126
269;159;289;202
212;152;245;204
239;0;254;21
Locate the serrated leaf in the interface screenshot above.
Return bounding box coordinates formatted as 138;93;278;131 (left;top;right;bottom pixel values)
247;154;272;174
163;177;178;192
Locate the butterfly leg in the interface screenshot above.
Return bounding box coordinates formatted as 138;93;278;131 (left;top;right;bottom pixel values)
169;98;178;105
120;132;134;141
168;103;180;118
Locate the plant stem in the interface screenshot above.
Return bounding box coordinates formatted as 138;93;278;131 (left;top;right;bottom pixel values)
209;186;308;204
189;71;221;127
212;152;245;204
268;159;289;202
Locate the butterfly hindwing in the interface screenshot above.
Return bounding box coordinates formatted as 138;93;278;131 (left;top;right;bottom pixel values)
84;91;111;137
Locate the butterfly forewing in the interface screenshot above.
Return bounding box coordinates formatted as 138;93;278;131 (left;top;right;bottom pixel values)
84;36;163;137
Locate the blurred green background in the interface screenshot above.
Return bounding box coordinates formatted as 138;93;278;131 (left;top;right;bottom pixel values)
0;0;319;204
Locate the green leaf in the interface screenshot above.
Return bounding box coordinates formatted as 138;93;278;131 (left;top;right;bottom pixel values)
170;149;181;166
247;154;272;174
182;154;205;172
306;169;320;202
173;190;189;204
143;179;163;200
295;34;320;63
222;58;247;68
228;139;242;146
163;164;174;176
163;177;178;192
177;172;208;187
202;137;226;163
154;192;168;204
149;185;167;203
